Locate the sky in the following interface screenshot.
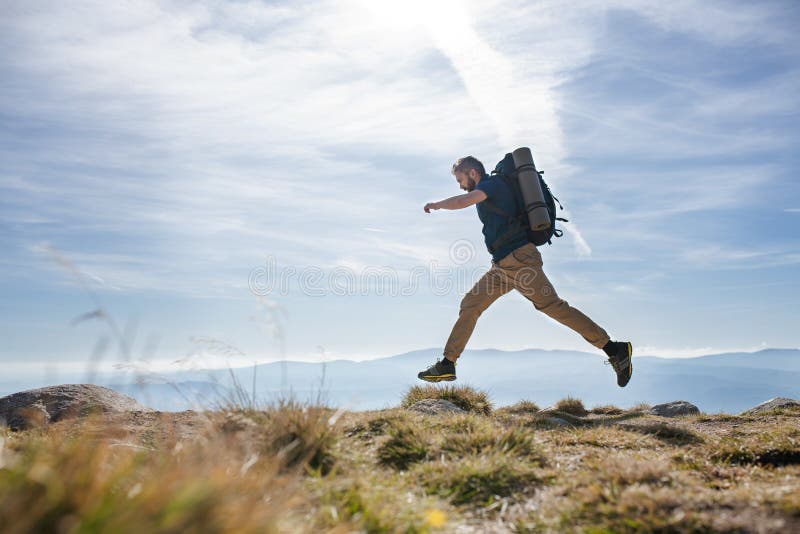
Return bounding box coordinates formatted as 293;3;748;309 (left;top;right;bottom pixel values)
1;0;799;375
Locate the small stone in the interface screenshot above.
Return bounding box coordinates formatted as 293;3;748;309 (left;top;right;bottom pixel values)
648;401;700;417
407;399;466;415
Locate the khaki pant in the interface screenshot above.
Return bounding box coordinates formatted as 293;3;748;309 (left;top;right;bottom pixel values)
443;242;610;360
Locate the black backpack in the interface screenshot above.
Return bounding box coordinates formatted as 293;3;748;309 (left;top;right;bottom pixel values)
482;152;567;251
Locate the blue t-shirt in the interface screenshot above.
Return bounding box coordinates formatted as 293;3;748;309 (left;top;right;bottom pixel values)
475;174;529;262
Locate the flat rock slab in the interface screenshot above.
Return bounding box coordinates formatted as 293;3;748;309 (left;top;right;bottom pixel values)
648;401;700;417
544;417;572;427
0;384;152;431
741;397;800;415
407;399;466;415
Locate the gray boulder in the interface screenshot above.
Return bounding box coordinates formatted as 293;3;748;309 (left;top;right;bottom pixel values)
648;401;700;417
407;399;466;415
0;384;152;431
544;417;572;427
741;397;800;415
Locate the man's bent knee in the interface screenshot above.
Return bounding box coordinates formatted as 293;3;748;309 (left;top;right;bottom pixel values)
459;294;492;318
535;297;570;318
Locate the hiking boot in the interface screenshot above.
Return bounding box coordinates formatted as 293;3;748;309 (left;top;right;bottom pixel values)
606;341;633;387
418;358;457;383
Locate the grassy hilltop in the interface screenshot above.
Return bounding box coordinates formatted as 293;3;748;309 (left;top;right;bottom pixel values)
1;385;799;533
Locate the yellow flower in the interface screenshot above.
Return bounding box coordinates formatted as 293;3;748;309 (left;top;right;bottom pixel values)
424;508;447;528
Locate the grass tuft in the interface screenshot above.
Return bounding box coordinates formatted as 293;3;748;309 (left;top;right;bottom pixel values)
401;385;493;415
692;413;747;423
590;404;624;415
752;405;800;417
498;400;540;415
258;399;339;475
376;420;429;471
554;485;713;533
619;422;702;446
553;396;588;417
712;429;800;466
418;453;543;506
319;481;431;532
442;426;545;463
0;415;317;533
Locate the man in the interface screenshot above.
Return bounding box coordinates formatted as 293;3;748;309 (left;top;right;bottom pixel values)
419;155;633;387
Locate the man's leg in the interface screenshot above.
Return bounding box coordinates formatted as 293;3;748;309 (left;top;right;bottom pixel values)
442;265;513;362
499;243;610;349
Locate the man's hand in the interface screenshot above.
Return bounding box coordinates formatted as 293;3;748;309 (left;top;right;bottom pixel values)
424;190;487;213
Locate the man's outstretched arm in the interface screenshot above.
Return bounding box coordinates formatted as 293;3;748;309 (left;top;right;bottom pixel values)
424;190;487;213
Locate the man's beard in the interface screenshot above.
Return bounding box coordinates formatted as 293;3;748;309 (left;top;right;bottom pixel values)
461;178;476;192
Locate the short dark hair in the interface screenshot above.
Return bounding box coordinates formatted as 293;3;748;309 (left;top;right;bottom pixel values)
451;156;485;176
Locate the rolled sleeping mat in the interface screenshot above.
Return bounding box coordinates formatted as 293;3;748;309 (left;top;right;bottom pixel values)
512;146;551;231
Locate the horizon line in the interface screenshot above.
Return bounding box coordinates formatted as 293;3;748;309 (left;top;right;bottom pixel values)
2;345;796;377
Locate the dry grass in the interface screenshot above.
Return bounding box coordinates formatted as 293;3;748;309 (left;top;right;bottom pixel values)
711;426;800;466
401;384;493;415
0;414;322;533
416;453;544;506
2;387;799;533
376;418;429;470
590;404;624;415
619;421;703;445
496;400;540;415
553;396;588;416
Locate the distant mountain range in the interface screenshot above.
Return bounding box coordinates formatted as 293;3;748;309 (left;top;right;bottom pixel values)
2;348;797;413
100;348;800;413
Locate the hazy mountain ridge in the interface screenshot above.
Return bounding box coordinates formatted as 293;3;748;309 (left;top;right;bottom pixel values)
133;348;800;412
3;348;797;412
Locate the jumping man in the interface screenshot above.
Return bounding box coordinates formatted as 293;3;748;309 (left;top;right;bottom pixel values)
419;156;633;387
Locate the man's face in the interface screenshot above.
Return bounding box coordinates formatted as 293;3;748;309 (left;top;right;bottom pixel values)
454;170;477;192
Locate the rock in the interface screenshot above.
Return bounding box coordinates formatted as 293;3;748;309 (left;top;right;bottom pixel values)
741;397;800;415
407;399;466;415
648;401;700;417
0;384;152;431
544;417;571;427
14;402;51;429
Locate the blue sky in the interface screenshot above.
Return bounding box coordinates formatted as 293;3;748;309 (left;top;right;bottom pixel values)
1;0;799;374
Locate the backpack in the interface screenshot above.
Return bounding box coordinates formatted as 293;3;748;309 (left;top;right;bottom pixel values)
482;152;567;251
